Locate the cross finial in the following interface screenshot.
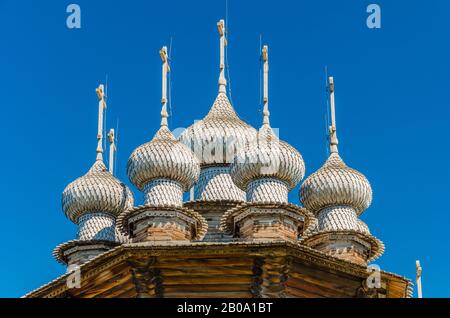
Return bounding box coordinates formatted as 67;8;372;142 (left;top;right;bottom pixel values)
262;45;270;126
328;76;339;154
108;128;116;175
159;46;170;127
217;19;227;93
95;84;107;161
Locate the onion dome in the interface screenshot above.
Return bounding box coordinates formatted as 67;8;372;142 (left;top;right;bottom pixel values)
127;125;200;191
299;76;382;265
127;46;200;199
230;45;304;204
118;46;207;244
179;92;257;165
300;77;372;215
57;83;134;268
62;84;134;224
179;20;257;166
177;20;256;203
300;152;372;215
62;160;134;223
231;117;305;192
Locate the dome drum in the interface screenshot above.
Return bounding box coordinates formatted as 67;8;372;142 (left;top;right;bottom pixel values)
131;215;195;242
77;213;116;241
53;240;119;266
230;125;305;206
247;178;288;203
317;205;358;232
237;212;301;241
195;166;245;202
302;231;383;266
183;200;242;241
356;219;371;235
117;206;208;243
64;245;114;267
143;178;184;207
220;203;315;242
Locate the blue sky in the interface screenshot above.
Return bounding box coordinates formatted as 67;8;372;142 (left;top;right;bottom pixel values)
0;0;449;297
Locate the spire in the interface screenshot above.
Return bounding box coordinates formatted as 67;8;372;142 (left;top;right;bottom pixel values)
416;260;423;298
108;128;116;175
159;46;170;127
217;19;227;94
262;45;270;126
95;84;107;161
328;76;339;154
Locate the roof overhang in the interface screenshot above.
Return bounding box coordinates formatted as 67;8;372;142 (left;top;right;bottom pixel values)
24;241;412;298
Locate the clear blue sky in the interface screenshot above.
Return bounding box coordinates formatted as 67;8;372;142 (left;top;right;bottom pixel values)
1;0;449;298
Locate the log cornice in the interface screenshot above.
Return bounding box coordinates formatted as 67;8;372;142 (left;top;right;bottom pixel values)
25;241;410;298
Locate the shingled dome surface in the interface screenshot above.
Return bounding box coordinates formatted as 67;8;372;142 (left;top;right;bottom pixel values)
127;126;200;191
62;160;134;223
300;153;372;215
179;93;257;166
231;124;305;191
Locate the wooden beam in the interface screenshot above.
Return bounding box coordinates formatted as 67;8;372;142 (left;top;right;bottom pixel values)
288;271;359;296
160;266;252;276
260;256;290;297
287;276;353;298
129;257;164;298
82;273;133;298
163;275;252;285
70;262;130;297
163;291;251;298
250;257;264;298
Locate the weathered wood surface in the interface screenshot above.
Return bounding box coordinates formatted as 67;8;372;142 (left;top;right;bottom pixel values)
26;242;410;298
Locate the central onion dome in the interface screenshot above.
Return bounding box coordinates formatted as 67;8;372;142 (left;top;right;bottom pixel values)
62;159;134;224
179;92;257;166
231;124;305;192
300;153;372;215
178;20;257;203
127;125;200;192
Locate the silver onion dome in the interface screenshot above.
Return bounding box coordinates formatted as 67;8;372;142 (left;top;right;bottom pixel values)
300;152;372;215
231;124;305;191
62;160;134;223
127;126;200;191
179;93;257;165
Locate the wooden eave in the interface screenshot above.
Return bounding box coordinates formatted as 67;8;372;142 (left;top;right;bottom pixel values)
24;241;412;298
